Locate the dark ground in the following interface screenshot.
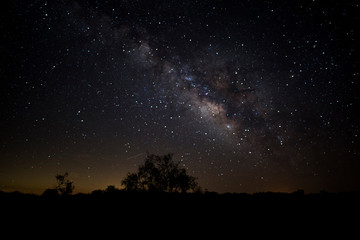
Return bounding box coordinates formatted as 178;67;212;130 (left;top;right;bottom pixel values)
1;190;359;236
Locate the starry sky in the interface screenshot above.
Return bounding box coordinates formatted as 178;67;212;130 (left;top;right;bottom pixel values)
1;0;359;194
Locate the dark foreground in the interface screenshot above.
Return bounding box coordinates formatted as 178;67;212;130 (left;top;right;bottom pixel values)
1;190;359;236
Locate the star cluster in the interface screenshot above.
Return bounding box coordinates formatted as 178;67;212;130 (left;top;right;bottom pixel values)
1;0;359;193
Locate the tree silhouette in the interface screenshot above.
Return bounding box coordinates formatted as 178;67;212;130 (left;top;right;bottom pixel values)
121;153;198;193
55;172;74;195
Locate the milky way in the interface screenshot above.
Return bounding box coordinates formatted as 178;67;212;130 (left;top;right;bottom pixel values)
1;0;359;193
115;20;303;168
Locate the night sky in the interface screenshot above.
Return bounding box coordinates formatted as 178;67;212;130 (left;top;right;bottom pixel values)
1;0;359;194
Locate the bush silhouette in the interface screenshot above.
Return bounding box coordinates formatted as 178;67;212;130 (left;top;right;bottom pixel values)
42;188;59;197
121;153;198;193
55;172;74;195
105;185;118;193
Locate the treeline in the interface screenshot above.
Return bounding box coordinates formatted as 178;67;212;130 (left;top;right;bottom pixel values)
2;187;360;222
1;153;360;205
41;153;200;197
2;187;360;201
